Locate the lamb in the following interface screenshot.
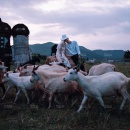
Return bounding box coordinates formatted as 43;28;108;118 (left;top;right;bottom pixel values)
2;72;43;104
30;68;82;109
19;64;67;76
87;63;116;76
63;67;130;113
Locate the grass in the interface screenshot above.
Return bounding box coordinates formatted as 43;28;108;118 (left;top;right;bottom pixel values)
0;62;130;130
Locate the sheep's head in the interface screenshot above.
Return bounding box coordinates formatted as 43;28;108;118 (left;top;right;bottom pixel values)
2;73;9;83
63;66;79;82
0;65;8;74
30;71;40;83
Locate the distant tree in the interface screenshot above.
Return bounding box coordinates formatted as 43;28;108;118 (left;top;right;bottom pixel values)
32;53;47;64
124;50;130;59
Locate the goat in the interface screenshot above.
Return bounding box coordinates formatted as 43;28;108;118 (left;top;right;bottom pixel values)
2;72;43;104
20;64;83;106
19;64;67;77
1;72;20;100
0;65;8;74
85;63;116;108
45;55;76;68
0;65;8;94
63;67;130;113
87;63;116;76
30;68;82;109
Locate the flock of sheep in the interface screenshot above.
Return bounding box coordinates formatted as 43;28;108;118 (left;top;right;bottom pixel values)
0;61;130;113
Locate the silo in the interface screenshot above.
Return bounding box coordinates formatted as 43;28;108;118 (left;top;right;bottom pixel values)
12;23;32;69
0;18;12;70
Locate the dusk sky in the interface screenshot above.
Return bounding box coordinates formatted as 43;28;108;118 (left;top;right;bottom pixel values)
0;0;130;50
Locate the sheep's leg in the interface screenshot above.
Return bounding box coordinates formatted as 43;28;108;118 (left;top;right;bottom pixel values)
48;92;54;109
64;94;68;101
77;95;88;113
42;92;47;100
125;91;130;101
0;83;5;94
96;96;106;112
120;99;127;110
54;95;62;105
22;89;30;104
2;84;12;100
14;89;21;103
120;91;130;110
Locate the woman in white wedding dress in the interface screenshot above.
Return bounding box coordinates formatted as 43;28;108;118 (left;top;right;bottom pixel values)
56;41;71;68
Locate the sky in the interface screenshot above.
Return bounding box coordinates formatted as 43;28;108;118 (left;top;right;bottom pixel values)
0;0;130;51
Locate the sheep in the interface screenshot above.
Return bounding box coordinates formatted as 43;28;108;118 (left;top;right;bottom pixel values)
0;65;8;74
87;63;116;76
19;64;67;76
63;67;130;113
2;72;43;104
17;64;70;104
85;63;116;107
1;72;20;100
45;55;76;67
0;65;8;94
30;68;82;109
19;65;42;76
0;72;5;94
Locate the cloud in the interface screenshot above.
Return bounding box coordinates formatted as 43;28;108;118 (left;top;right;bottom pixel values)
0;0;130;50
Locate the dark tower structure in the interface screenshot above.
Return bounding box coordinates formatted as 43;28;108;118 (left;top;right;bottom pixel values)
0;18;12;70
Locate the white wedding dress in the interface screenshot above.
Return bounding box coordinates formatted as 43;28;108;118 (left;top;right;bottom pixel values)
56;41;71;68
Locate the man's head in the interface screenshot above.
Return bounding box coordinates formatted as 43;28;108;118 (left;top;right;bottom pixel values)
61;34;70;43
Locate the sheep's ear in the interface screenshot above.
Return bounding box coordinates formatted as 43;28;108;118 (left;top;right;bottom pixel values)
0;65;8;69
24;65;28;69
35;65;40;70
16;63;21;71
73;66;80;72
65;67;69;72
32;70;35;74
76;68;80;72
33;64;35;72
6;73;9;77
73;66;77;70
33;65;40;72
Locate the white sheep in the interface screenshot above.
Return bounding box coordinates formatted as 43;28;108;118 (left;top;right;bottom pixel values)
87;63;116;76
0;65;8;74
2;72;20;100
2;72;42;104
19;64;67;76
0;66;10;95
30;68;81;109
63;67;130;113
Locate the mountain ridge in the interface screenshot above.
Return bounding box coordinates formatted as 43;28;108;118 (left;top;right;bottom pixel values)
30;42;125;61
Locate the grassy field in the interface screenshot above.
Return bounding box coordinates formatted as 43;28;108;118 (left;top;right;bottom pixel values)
0;62;130;130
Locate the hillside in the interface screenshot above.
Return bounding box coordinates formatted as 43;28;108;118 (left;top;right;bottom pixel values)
93;50;125;60
30;42;125;61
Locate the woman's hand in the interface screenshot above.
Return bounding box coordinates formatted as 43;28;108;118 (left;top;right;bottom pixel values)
61;57;64;63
